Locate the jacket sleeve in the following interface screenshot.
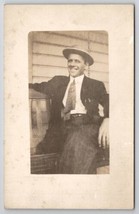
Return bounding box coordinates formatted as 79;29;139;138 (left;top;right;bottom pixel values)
98;82;109;118
29;76;57;98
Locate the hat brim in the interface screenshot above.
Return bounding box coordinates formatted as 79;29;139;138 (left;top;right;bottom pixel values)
63;48;94;66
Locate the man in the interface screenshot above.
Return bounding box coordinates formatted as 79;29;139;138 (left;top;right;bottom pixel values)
29;46;109;174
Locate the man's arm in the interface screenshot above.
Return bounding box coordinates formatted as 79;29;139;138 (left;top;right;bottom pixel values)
29;76;57;97
29;82;51;96
98;118;109;148
98;82;109;118
98;82;109;148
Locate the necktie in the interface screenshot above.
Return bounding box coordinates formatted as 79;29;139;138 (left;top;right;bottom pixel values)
64;79;76;114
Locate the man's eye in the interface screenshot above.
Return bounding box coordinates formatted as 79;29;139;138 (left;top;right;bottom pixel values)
68;59;80;63
75;60;80;63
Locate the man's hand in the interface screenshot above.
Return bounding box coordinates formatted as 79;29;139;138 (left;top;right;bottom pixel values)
98;118;109;148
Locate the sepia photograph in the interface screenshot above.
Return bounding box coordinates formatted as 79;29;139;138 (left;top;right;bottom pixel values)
4;5;134;209
29;31;109;174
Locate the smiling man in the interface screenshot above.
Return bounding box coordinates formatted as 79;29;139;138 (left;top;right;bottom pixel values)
29;46;109;174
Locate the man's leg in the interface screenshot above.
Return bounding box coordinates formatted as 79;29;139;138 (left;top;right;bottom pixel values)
36;123;64;154
58;122;99;174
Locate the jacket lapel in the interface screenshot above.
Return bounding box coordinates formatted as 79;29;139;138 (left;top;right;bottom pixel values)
59;76;70;101
81;76;89;105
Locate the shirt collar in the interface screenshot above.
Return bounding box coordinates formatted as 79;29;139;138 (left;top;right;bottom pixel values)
70;74;85;83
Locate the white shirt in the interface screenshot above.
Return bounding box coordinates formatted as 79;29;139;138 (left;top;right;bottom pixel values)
63;75;87;114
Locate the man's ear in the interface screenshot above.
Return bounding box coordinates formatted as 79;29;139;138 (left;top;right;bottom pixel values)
85;62;89;70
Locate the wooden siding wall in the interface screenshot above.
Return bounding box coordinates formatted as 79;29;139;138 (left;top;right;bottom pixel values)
29;31;109;92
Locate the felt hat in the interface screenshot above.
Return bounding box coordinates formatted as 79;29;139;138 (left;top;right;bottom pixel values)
63;46;94;66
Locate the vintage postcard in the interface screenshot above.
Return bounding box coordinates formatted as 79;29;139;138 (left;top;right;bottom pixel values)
4;4;134;209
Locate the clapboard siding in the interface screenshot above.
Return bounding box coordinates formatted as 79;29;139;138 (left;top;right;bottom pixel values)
33;32;88;48
33;42;108;64
33;32;108;52
33;41;108;55
33;65;68;77
89;42;108;54
90;52;108;64
89;31;108;44
90;63;108;72
33;42;64;56
33;54;67;67
55;31;108;44
33;54;108;73
89;71;109;83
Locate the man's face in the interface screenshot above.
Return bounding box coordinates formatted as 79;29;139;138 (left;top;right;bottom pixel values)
67;54;87;78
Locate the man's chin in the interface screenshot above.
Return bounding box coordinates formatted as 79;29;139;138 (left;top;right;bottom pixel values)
70;73;76;76
69;73;77;77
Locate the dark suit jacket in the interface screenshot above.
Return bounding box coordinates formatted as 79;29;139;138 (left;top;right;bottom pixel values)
30;75;109;125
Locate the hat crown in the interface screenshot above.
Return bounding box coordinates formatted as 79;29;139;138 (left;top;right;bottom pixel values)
63;46;94;66
66;45;88;52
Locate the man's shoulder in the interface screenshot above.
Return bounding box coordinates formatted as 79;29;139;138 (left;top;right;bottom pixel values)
52;75;69;82
85;76;104;86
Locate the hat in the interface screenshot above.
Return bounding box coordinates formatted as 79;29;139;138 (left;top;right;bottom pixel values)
63;46;94;66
